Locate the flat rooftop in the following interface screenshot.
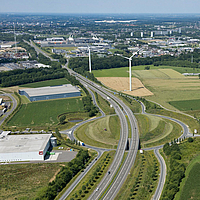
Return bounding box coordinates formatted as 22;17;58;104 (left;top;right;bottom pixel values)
0;134;52;153
21;84;80;97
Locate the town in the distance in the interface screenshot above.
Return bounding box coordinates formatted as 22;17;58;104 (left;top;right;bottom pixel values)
0;13;200;200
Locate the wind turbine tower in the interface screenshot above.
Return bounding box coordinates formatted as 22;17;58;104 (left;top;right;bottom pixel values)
14;24;17;54
116;54;134;91
88;46;92;73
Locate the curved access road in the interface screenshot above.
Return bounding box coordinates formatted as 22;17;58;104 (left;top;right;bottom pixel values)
152;148;167;200
0;93;17;128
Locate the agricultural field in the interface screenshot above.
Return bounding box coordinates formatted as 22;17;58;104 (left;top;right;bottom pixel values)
92;65;200;78
75;115;121;149
93;66;200;110
7;97;85;129
19;78;70;88
135;114;182;148
0;163;64;200
169;99;200;111
115;151;159;200
97;77;153;97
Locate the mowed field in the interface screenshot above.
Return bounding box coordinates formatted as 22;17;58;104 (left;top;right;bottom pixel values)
7;98;84;128
94;66;200;110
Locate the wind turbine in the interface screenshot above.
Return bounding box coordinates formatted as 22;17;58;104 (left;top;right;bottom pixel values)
116;53;134;91
13;24;17;54
88;45;92;73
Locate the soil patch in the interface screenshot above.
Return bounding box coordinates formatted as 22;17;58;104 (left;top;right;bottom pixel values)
97;77;153;97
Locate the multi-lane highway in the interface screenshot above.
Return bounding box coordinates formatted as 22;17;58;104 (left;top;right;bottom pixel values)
67;68;139;200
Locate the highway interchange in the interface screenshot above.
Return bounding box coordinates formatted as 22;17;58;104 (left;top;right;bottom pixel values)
8;44;196;200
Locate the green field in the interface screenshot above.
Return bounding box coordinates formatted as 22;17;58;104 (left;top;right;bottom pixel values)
7;97;84;128
0;163;63;200
75;115;121;149
93;65;200;78
169;99;200;111
133;68;185;79
19;78;70;88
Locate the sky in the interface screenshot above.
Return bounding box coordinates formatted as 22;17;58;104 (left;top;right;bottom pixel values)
0;0;200;14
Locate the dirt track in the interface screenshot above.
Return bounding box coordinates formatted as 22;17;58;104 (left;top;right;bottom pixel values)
97;77;153;97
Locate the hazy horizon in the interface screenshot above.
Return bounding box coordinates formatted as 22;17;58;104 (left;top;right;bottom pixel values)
1;0;200;14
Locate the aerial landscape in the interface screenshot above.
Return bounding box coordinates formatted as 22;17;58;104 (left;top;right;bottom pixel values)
1;0;200;200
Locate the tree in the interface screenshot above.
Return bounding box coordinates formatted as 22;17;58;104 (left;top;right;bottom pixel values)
59;115;66;124
188;137;194;142
55;128;61;138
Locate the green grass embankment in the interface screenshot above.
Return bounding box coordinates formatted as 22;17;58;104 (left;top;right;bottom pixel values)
75;115;121;149
135;114;182;148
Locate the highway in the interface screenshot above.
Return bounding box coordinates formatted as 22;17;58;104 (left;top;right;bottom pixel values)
67;68;139;200
24;40;59;62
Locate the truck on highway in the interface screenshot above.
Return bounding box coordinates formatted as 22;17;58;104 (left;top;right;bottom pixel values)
79;141;85;146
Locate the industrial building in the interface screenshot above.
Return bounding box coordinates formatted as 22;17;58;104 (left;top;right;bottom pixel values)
0;133;52;162
19;84;81;102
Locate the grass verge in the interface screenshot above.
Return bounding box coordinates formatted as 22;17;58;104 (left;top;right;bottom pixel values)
115;150;159;200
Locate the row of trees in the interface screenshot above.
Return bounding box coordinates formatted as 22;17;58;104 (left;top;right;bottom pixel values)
68;49;200;75
35;149;90;200
82;96;99;117
162;143;185;200
0;68;67;87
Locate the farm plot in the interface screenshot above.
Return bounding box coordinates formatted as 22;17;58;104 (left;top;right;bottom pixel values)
97;77;153;97
169;99;200;111
7;97;84;128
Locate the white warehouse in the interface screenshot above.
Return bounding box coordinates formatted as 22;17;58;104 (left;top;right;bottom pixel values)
0;134;52;162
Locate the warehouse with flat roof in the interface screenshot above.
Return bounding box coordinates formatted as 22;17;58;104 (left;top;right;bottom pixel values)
18;84;81;102
0;134;52;162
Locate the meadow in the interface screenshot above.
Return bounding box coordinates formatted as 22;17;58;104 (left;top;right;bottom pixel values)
19;78;70;88
7;97;84;128
0;163;63;200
